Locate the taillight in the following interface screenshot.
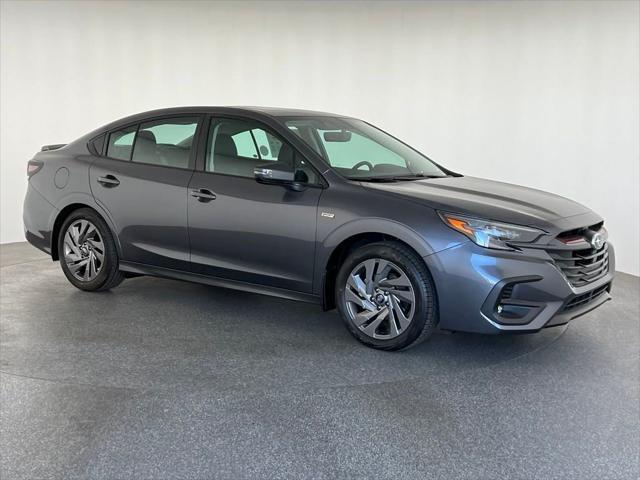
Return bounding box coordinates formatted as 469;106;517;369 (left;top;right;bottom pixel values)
27;160;43;177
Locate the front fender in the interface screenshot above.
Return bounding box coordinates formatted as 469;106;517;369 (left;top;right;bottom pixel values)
313;215;464;297
321;217;437;258
312;184;466;297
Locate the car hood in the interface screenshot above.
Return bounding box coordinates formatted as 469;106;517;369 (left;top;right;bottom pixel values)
362;176;593;230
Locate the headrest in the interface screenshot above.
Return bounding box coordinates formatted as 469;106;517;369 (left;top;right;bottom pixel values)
214;134;237;157
137;130;157;144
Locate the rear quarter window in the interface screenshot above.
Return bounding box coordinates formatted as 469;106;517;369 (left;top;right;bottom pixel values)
107;125;137;160
89;134;105;155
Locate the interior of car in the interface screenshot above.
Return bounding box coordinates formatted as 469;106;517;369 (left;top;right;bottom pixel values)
207;119;315;183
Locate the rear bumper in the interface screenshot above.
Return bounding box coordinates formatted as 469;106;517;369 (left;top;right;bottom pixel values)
423;241;615;334
23;183;57;255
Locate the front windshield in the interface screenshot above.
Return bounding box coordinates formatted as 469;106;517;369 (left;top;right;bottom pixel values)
282;117;447;180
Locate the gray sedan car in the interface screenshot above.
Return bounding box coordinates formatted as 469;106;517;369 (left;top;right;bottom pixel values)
23;107;614;350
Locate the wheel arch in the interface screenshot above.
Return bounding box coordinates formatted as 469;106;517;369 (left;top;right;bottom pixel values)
319;220;436;310
50;199;120;261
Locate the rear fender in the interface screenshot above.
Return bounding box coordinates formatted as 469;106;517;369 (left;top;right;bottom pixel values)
51;193;123;258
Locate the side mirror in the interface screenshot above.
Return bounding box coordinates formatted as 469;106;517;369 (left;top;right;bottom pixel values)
254;166;294;183
254;166;305;191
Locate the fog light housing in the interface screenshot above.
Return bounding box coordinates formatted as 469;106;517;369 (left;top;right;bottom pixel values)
481;277;545;327
495;303;539;325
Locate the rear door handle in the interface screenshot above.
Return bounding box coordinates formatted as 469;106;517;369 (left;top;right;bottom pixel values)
190;188;216;202
97;175;120;187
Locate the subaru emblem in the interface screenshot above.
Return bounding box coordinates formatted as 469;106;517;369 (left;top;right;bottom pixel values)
590;232;604;250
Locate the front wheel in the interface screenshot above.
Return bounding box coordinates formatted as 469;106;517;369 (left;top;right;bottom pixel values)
335;242;438;351
58;208;125;291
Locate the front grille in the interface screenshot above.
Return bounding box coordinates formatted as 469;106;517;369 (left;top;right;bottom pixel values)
548;243;610;287
556;221;603;242
563;283;610;311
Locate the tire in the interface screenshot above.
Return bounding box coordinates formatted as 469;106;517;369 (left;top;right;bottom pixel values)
57;208;125;292
335;242;437;351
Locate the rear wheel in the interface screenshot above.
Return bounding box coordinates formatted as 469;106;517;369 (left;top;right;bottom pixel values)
335;242;437;350
58;208;124;291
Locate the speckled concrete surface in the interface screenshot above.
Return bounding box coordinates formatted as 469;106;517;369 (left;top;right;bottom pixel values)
1;242;638;479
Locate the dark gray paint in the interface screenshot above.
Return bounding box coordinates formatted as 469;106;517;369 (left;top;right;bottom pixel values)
89;157;194;271
364;175;590;228
188;171;322;292
23;106;615;334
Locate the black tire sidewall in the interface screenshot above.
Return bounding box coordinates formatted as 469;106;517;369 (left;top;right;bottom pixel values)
335;243;437;350
58;208;119;291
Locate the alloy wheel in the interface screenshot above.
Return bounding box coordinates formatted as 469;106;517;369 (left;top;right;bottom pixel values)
344;258;416;340
63;220;105;281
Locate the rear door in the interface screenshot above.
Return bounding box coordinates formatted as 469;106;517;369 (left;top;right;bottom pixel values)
187;116;323;293
89;115;201;270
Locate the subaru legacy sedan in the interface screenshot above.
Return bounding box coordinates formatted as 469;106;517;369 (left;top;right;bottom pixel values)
23;107;614;350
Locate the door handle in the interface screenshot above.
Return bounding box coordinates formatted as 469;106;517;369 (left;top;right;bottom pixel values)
190;188;216;202
97;175;120;187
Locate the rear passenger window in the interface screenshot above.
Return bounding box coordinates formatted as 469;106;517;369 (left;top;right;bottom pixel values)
106;126;137;161
131;117;198;169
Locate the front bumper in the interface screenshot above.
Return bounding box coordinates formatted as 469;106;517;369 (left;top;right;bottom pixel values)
423;240;615;334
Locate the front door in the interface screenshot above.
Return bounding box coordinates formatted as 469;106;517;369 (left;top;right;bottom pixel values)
89;116;200;270
188;117;323;293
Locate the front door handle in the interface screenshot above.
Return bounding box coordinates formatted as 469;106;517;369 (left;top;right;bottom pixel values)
190;188;216;202
97;175;120;187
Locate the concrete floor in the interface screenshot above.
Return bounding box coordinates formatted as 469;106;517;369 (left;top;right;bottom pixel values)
1;242;638;480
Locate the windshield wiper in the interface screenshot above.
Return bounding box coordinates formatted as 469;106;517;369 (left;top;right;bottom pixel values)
350;173;449;183
351;177;399;183
393;174;448;180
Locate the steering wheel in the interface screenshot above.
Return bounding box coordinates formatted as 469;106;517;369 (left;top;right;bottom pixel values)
351;160;374;171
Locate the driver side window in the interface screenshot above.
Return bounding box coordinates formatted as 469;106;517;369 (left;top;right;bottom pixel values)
206;118;319;184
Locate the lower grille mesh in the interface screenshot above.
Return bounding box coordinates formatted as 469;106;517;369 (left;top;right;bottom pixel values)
563;283;610;311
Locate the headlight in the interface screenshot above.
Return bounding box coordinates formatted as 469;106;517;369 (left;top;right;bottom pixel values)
439;212;544;250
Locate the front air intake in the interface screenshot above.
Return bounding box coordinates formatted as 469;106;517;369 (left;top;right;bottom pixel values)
562;283;611;311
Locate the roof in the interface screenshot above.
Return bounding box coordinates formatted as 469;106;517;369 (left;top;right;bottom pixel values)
112;106;348;121
236;106;348;117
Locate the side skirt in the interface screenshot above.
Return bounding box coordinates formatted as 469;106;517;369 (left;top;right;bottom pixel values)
119;261;322;305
